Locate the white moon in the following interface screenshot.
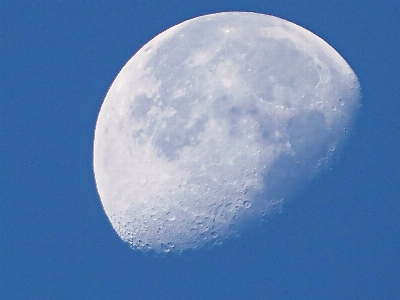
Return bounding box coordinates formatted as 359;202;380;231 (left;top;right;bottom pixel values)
93;12;360;253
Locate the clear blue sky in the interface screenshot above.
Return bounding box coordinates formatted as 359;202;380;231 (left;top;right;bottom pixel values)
1;1;399;299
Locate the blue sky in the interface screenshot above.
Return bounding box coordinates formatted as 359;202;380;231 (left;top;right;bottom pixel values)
1;1;399;299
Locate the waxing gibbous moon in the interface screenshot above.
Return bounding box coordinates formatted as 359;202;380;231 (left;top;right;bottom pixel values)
93;12;360;253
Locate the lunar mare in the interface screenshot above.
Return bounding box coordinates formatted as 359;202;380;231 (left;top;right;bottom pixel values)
93;12;360;252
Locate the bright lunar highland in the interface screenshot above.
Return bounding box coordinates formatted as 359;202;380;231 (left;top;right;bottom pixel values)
93;12;360;253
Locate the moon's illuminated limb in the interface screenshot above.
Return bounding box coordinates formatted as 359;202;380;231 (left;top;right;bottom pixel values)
93;12;360;253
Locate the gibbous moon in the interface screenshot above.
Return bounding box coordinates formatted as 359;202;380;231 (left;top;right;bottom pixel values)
93;12;360;253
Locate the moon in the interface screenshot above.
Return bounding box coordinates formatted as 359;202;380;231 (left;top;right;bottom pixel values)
93;12;360;253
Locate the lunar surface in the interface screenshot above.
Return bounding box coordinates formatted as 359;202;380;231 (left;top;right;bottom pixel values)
93;12;360;253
